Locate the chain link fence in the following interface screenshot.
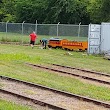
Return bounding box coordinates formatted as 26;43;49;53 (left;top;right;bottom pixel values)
0;22;88;44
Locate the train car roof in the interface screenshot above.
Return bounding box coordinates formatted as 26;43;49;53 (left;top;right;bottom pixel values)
49;38;62;41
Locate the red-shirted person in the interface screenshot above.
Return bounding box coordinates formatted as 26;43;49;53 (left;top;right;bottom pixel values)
29;31;37;48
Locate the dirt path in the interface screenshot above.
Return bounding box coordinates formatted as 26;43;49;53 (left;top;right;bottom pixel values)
0;78;109;110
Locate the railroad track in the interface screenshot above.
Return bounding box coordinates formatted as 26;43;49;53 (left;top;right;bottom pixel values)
27;63;110;86
0;89;63;110
0;75;110;110
0;76;65;110
52;64;110;77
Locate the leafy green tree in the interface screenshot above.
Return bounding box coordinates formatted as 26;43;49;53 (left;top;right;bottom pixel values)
15;0;46;23
87;0;102;23
0;0;101;24
0;0;4;21
15;0;90;24
0;0;16;22
87;0;110;23
43;0;90;24
100;0;110;22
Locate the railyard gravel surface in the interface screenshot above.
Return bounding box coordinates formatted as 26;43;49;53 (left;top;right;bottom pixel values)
0;92;49;110
0;78;109;110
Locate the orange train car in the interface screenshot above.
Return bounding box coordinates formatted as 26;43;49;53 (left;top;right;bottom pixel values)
48;38;67;48
62;40;88;51
48;38;88;51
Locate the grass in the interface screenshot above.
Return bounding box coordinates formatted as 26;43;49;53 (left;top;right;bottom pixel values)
0;32;88;44
0;44;110;103
0;99;33;110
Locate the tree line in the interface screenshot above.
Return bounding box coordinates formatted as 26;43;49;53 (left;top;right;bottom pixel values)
0;0;109;24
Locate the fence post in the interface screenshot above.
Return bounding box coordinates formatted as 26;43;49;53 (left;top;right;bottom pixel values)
21;21;25;44
35;20;37;34
22;21;25;35
78;22;81;38
5;21;9;42
6;21;9;33
57;22;60;37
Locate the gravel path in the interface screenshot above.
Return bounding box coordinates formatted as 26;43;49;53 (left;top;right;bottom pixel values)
0;78;109;110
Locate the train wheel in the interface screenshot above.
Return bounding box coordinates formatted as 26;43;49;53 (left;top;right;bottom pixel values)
48;45;51;48
85;48;87;51
79;49;82;51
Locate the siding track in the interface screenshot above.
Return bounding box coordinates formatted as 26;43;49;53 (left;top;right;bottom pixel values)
52;64;110;77
27;63;110;85
0;75;110;110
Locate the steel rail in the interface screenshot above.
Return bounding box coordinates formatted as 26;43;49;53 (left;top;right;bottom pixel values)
0;75;110;108
52;64;110;77
27;63;110;85
0;88;66;110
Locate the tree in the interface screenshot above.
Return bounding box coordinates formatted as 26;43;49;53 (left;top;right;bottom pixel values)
0;0;91;24
100;0;110;22
43;0;90;24
0;0;16;22
15;0;46;23
87;0;110;23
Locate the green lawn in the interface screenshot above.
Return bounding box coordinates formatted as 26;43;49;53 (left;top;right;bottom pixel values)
0;32;88;44
0;44;110;103
0;99;33;110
